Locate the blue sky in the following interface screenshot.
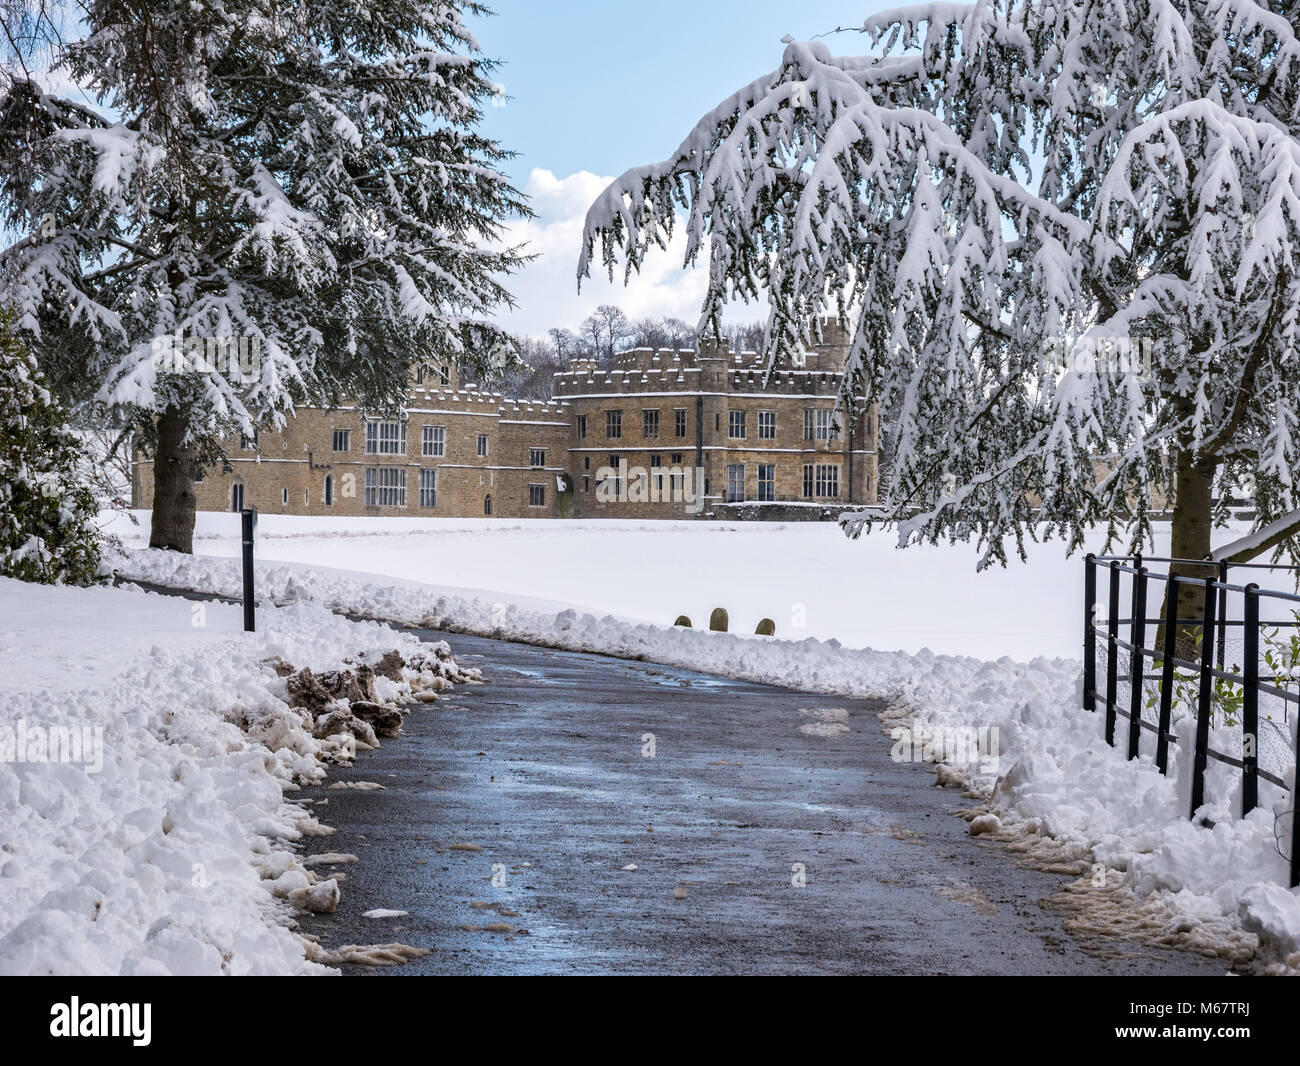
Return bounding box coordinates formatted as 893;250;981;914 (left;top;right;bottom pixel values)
465;1;888;336
469;1;879;185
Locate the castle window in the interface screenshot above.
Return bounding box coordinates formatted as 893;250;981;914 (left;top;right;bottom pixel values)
582;476;590;493
332;428;350;452
728;411;746;439
674;409;688;437
642;409;660;438
603;455;623;498
726;463;745;502
440;364;450;385
802;463;814;498
605;410;622;439
583;456;590;470
324;475;333;506
803;409;815;441
758;411;776;440
477;434;489;457
281;488;288;505
576;414;587;439
671;453;683;465
422;425;446;457
816;409;834;442
365;420;406;455
419;468;437;508
231;483;245;511
365;467;407;507
529;483;546;507
758;464;775;501
529;447;546;468
240;428;258;451
815;464;839;497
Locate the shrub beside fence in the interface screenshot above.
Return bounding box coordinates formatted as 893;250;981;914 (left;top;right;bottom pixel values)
1083;554;1300;887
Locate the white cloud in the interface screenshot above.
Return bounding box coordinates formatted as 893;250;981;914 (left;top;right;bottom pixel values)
497;168;725;338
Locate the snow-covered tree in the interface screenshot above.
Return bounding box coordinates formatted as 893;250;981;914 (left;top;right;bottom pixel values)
581;1;1300;607
1;0;529;552
0;305;103;585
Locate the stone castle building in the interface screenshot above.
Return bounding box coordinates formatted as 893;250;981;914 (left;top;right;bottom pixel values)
131;322;878;520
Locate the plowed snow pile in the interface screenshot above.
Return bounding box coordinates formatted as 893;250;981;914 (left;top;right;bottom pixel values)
0;575;478;975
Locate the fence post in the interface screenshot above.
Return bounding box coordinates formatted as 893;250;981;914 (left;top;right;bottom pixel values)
1217;559;1229;672
1190;577;1218;819
1293;717;1300;888
1242;583;1259;817
1105;563;1121;747
1157;574;1179;775
241;507;256;633
1084;554;1097;710
1128;566;1148;760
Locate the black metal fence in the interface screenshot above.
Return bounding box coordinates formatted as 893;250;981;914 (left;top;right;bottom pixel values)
1083;554;1300;886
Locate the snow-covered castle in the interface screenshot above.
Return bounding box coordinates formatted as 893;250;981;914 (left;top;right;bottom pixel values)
131;322;878;520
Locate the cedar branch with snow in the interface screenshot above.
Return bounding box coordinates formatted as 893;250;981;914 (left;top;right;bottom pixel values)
580;0;1300;590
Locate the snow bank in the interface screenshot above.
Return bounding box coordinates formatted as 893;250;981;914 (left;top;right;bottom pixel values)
0;575;476;975
104;511;1291;661
112;545;1300;970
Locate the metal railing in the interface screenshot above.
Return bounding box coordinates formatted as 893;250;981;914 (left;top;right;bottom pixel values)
1083;554;1300;886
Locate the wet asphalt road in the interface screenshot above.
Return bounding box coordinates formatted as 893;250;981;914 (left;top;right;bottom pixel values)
299;628;1230;976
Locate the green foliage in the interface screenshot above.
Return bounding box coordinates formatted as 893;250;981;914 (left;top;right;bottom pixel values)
1145;611;1300;729
1262;617;1300;695
0;307;104;584
1145;627;1242;728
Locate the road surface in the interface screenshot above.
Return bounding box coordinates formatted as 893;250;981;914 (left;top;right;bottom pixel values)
299;627;1229;976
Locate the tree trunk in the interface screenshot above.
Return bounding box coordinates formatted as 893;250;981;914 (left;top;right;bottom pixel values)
1163;447;1218;658
149;405;198;552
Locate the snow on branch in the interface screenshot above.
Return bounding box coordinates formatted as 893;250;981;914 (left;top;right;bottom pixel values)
576;0;1300;563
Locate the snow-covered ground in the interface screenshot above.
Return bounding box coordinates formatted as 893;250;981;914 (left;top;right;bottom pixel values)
105;512;1300;971
104;511;1294;661
0;576;478;975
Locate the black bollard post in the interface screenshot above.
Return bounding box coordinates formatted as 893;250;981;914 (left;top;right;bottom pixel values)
241;507;256;633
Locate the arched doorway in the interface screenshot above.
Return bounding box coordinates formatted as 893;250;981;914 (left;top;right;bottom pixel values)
324;475;333;506
484;493;492;516
231;482;245;512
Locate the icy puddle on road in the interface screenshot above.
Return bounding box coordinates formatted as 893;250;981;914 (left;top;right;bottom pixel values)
298;629;1232;976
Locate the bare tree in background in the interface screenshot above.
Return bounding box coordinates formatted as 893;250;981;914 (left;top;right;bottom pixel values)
549;327;581;361
725;320;765;354
581;304;632;365
661;317;696;349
